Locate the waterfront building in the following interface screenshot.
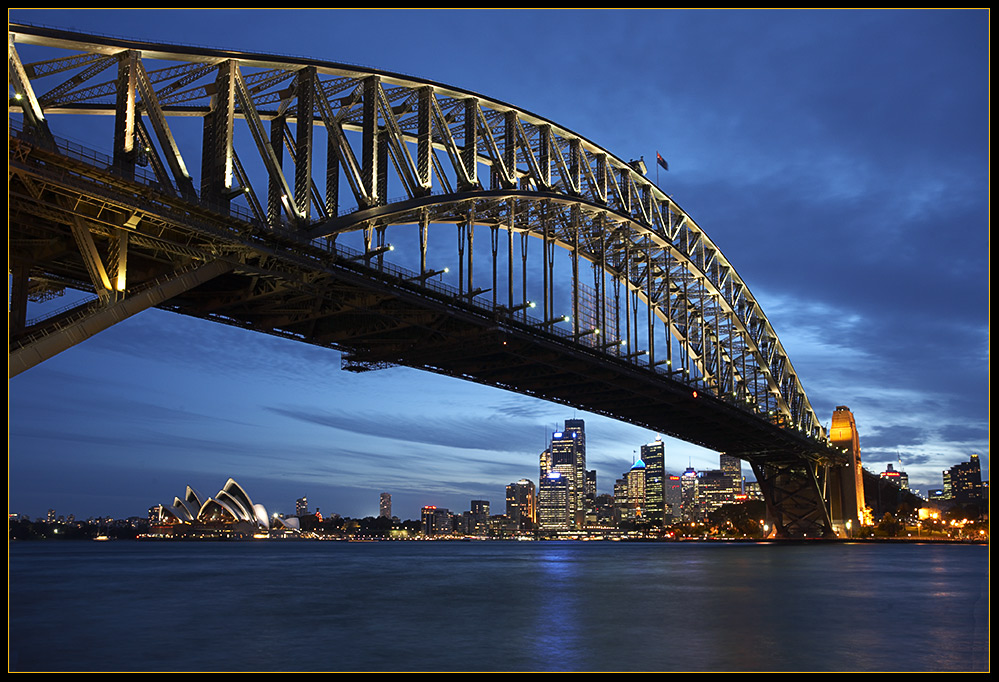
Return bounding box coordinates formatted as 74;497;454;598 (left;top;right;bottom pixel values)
642;439;666;528
614;476;629;516
296;496;309;517
550;420;586;529
664;474;682;523
156;478;295;537
538;471;571;532
148;504;164;524
379;492;392;519
539;448;552;480
681;466;700;521
421;506;452;537
698;469;733;515
744;480;763;501
720;453;743;495
468;500;490;535
506;479;536;531
879;464;909;491
627;458;647;517
949;454;983;503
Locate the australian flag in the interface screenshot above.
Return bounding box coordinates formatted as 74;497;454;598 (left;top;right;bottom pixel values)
656;152;669;171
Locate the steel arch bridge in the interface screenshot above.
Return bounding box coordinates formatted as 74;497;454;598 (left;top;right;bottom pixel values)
8;24;863;538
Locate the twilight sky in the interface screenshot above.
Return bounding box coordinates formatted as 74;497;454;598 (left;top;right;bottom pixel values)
8;9;989;521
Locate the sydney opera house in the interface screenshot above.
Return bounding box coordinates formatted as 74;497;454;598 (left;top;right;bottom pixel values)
153;477;299;538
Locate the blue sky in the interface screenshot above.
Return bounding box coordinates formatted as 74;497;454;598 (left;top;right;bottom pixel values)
8;9;989;520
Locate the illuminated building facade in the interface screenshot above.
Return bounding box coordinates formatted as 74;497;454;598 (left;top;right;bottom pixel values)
380;492;392;518
549;419;586;529
879;464;909;490
642;439;666;528
720;453;743;495
949;454;983;503
156;478;296;537
698;469;733;515
296;496;309;517
539;448;552;480
664;475;682;522
506;479;537;531
681;467;700;521
829;405;866;533
538;471;571;532
421;506;452;537
627;458;646;518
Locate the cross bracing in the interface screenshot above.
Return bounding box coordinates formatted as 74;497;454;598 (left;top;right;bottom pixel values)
9;24;848;515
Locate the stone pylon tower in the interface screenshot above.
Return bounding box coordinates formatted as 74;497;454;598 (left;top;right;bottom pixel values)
828;406;866;536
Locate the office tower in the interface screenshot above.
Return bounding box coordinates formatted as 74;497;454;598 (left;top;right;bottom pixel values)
468;500;490;534
148;504;164;524
642;439;666;528
564;418;587;489
421;506;452;537
720;453;743;495
585;469;597;499
506;479;537;531
949;454;983;503
664;474;682;523
296;496;309;517
614;476;629;515
681;466;699;521
539;448;552;481
550;419;586;528
698;469;732;514
538;471;571;532
627;458;646;514
379;492;392;518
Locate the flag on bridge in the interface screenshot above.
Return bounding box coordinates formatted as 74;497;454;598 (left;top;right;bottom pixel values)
656;152;669;171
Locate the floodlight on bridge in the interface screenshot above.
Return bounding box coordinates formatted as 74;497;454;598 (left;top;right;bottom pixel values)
406;267;449;283
346;244;394;261
497;301;536;314
539;315;571;327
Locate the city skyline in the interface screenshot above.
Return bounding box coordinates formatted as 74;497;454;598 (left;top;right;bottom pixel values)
8;9;988;520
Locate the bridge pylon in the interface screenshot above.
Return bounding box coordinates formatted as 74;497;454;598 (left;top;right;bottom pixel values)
826;405;866;537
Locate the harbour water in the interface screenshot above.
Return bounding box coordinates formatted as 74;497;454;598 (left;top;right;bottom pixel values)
8;540;988;671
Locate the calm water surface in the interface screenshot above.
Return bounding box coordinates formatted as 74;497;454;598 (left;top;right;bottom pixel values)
8;540;988;671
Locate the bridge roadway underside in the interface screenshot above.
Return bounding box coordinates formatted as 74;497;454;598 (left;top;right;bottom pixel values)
9;136;834;471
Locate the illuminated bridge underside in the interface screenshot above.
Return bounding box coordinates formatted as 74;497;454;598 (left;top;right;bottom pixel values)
8;25;848;538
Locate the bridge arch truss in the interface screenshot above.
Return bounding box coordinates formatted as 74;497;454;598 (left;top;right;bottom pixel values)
9;25;850;536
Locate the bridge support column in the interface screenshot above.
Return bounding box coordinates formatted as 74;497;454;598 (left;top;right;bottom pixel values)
751;459;836;539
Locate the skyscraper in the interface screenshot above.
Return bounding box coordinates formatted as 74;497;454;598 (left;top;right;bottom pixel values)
421;506;451;537
627;458;647;519
550;419;586;529
720;453;743;496
379;492;392;519
664;474;682;523
538;471;571;532
539;448;552;481
295;496;309;517
949;454;983;503
681;466;700;521
642;439;666;528
506;479;537;531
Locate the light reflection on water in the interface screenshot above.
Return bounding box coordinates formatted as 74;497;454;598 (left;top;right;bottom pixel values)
8;540;988;671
